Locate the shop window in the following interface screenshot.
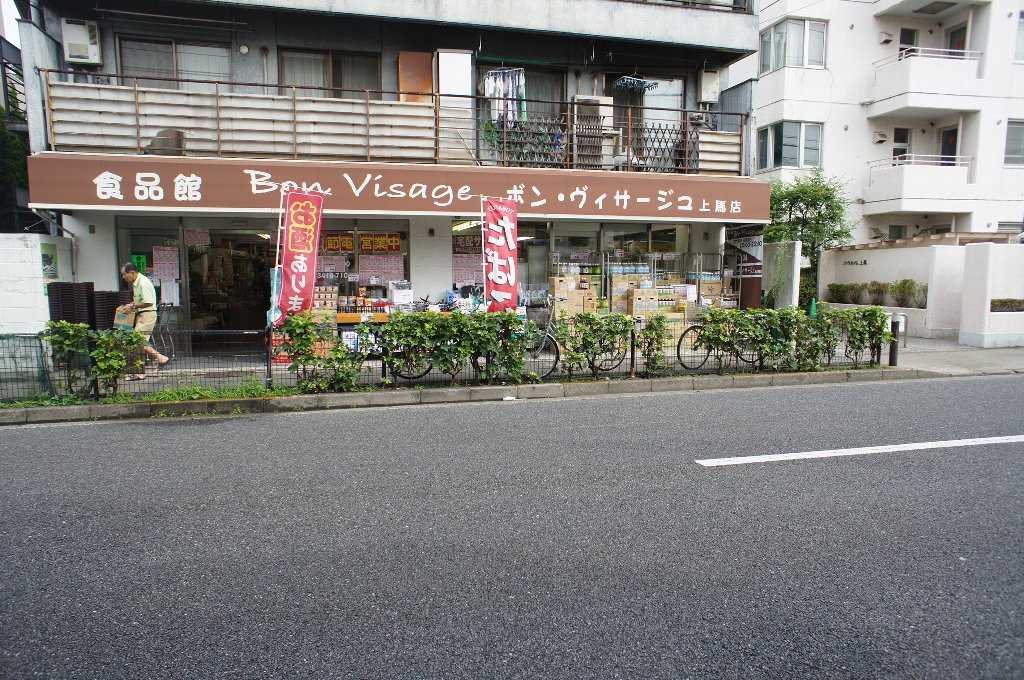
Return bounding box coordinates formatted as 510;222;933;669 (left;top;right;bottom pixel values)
757;121;822;170
1005;120;1024;166
758;19;826;74
119;38;229;91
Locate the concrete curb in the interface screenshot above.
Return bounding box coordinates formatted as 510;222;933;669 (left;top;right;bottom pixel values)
0;366;1002;426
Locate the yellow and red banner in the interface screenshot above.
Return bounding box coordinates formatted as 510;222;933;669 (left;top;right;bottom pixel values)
276;190;324;324
482;197;519;312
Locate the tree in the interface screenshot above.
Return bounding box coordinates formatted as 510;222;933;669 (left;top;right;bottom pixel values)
764;170;851;306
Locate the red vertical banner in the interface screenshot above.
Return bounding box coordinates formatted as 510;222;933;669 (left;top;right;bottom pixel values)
276;190;325;325
482;197;519;312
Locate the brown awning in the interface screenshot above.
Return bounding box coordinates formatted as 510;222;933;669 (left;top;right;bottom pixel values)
28;153;770;223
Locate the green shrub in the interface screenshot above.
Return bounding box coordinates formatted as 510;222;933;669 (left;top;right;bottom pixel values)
637;314;671;376
826;283;848;304
867;281;888;305
41;320;92;395
991;298;1024;312
889;279;918;308
91;328;145;395
554;312;633;379
279;312;368;393
848;283;868;305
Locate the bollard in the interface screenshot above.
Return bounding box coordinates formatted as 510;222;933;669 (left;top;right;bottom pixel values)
888;319;899;367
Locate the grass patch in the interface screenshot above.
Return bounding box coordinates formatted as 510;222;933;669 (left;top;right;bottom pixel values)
102;379;298;404
0;395;89;409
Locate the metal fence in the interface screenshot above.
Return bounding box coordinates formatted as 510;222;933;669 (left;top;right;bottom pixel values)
1;319;886;403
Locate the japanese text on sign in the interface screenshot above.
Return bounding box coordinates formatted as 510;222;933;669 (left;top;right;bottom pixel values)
321;232;402;253
482;197;518;312
276;191;325;325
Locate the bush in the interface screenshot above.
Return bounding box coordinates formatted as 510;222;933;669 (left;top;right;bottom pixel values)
554;312;633;379
825;283;848;304
278;312;368;393
41;320;92;395
637;314;671;376
867;281;888;305
848;282;868;305
889;279;918;308
91;328;145;395
991;298;1024;312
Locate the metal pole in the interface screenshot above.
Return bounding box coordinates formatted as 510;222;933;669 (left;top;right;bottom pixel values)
265;325;274;388
365;89;372;161
133;79;142;153
626;106;632;170
888;319;899;367
44;69;56;151
629;326;636;378
433;92;440;164
214;81;222;156
291;86;298;159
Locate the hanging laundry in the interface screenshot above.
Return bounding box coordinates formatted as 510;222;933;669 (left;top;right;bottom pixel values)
483;68;526;128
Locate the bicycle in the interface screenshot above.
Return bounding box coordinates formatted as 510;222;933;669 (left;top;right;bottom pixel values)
676;317;758;371
522;295;628;378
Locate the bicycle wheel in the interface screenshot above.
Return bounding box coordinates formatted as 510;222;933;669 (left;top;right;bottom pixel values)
734;342;758;366
593;338;628;373
527;333;560;380
677;325;710;370
390;350;433;380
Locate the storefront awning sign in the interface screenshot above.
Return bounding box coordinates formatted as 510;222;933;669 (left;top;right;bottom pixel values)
29;153;770;223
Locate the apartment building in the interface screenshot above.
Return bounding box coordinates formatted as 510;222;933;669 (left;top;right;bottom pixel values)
8;0;772;333
724;0;1024;244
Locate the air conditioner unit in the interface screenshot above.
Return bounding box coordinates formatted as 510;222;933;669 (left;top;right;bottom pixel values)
872;131;888;144
572;95;614;130
698;69;720;105
61;19;102;65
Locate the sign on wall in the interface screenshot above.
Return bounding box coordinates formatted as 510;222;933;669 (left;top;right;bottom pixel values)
275;190;325;325
29;154;771;223
482;197;518;312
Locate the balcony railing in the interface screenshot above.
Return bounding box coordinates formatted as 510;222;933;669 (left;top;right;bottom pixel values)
610;0;751;12
867;154;972;184
40;69;746;176
874;45;982;69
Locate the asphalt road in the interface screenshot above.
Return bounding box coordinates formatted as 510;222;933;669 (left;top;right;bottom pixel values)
2;375;1023;679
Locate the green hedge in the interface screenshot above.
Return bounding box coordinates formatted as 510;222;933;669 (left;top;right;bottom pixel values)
695;306;891;372
825;279;927;308
41;321;145;397
991;298;1024;312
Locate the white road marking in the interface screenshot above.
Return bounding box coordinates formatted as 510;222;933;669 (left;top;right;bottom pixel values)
695;434;1024;467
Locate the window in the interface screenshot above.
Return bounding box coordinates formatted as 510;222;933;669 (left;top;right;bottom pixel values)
280;50;382;98
758;19;827;73
997;222;1024;236
1016;11;1024;62
757;121;822;170
1006;120;1024;165
119;38;229;91
888;225;905;240
893;127;911;159
898;28;919;59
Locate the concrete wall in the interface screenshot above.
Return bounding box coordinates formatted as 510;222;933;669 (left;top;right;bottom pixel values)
0;233;73;334
196;0;759;55
726;0;1024;244
819;246;932;295
959;243;1024;347
61;213;119;291
18;18;60;153
926;246;965;334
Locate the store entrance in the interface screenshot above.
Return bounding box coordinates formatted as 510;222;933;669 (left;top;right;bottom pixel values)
188;230;274;330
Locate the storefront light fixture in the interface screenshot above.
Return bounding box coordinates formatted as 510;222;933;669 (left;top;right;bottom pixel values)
452;220;482;232
258;233;272;240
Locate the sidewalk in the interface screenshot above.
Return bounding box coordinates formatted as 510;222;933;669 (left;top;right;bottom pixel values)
899;337;1024;375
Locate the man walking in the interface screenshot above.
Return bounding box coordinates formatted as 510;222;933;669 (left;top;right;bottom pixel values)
120;262;169;380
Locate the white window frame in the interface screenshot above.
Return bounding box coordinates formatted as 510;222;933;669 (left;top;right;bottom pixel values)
1016;11;1024;64
1005;120;1024;167
756;121;823;171
758;19;827;74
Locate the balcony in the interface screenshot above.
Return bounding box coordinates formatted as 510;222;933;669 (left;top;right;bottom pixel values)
872;0;984;18
863;154;975;215
866;48;983;119
219;0;756;53
41;70;745;176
